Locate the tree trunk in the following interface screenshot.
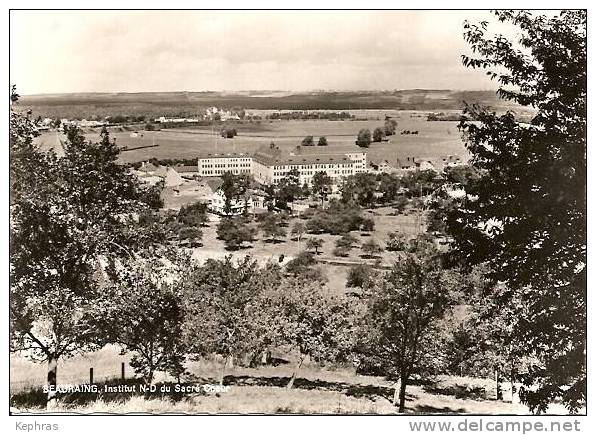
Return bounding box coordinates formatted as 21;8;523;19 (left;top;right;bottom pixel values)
392;374;408;413
510;359;518;404
495;368;503;400
398;376;408;413
46;354;58;409
219;358;226;387
286;355;305;389
147;366;155;387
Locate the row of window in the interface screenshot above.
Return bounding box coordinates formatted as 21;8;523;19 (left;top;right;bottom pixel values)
200;158;251;162
201;169;251;175
272;163;354;171
201;163;251;169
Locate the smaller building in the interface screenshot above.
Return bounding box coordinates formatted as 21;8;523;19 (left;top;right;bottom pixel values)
369;159;396;174
205;179;253;216
175;165;200;178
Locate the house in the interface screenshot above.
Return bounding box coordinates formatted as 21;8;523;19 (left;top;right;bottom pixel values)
154;165;168;178
442;183;466;199
205;179;253;216
164;167;184;188
414;158;437;172
441;154;465;169
396;157;438;172
369;159;395;174
138;162;158;173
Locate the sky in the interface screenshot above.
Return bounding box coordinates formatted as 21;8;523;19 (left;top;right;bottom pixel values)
10;10;514;95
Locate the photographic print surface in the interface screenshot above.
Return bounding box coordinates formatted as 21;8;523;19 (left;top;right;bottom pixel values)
9;9;586;416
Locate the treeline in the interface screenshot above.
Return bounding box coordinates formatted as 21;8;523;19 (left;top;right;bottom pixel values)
266;111;355;120
355;118;398;147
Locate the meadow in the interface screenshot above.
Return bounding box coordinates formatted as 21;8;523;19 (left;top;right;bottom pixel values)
36;112;468;166
12;345;543;415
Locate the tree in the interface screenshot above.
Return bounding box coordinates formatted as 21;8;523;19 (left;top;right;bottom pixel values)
340;173;377;207
301;135;315;146
332;246;350;257
182;256;279;385
216;218;253;250
334;233;357;257
393;196;409;215
373;127;385;142
355;129;371;147
290;221;306;242
377;173;401;203
221;127;237;138
443;164;481;186
275;168;302;209
384;118;398;136
317;136;328;146
177;226;203;247
177;201;208;228
10;116;157;406
449;10;586;412
284;250;324;282
356;250;459;412
311;171;332;202
259;278;357;388
336;232;358;249
386;231;408;252
95;252;186;385
259;212;287;243
346;264;374;289
305;237;323;255
220;172;250;215
361;238;382;258
145;123;155;131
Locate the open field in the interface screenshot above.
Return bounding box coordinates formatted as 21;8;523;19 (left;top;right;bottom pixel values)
35;113;468;165
11;345;570;415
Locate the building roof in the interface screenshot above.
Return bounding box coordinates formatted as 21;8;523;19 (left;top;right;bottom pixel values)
139;162;158;172
196;152;252;160
175;165;199;173
164;167;184;187
205;178;224;193
154;165;168;178
253;150;353;167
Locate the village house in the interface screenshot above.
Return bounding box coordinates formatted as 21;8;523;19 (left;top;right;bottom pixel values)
205;179;253;216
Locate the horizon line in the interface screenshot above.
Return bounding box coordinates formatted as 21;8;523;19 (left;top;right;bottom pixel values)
19;88;499;98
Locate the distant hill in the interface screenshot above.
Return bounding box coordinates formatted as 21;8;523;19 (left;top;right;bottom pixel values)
17;90;525;120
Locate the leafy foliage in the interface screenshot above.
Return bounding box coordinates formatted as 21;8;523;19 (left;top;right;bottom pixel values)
216;217;254;250
259;278;360;387
10;107;156;399
94;252;187;384
182;257;282;381
356;247;461;411
305;237;323;255
355;128;371;147
258;212;287;242
452;10;586;412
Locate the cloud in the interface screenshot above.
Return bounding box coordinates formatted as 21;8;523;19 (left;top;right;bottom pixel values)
10;10;502;94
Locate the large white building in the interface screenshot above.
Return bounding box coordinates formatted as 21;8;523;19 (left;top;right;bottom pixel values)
252;148;366;187
196;152;253;177
194;146;367;188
